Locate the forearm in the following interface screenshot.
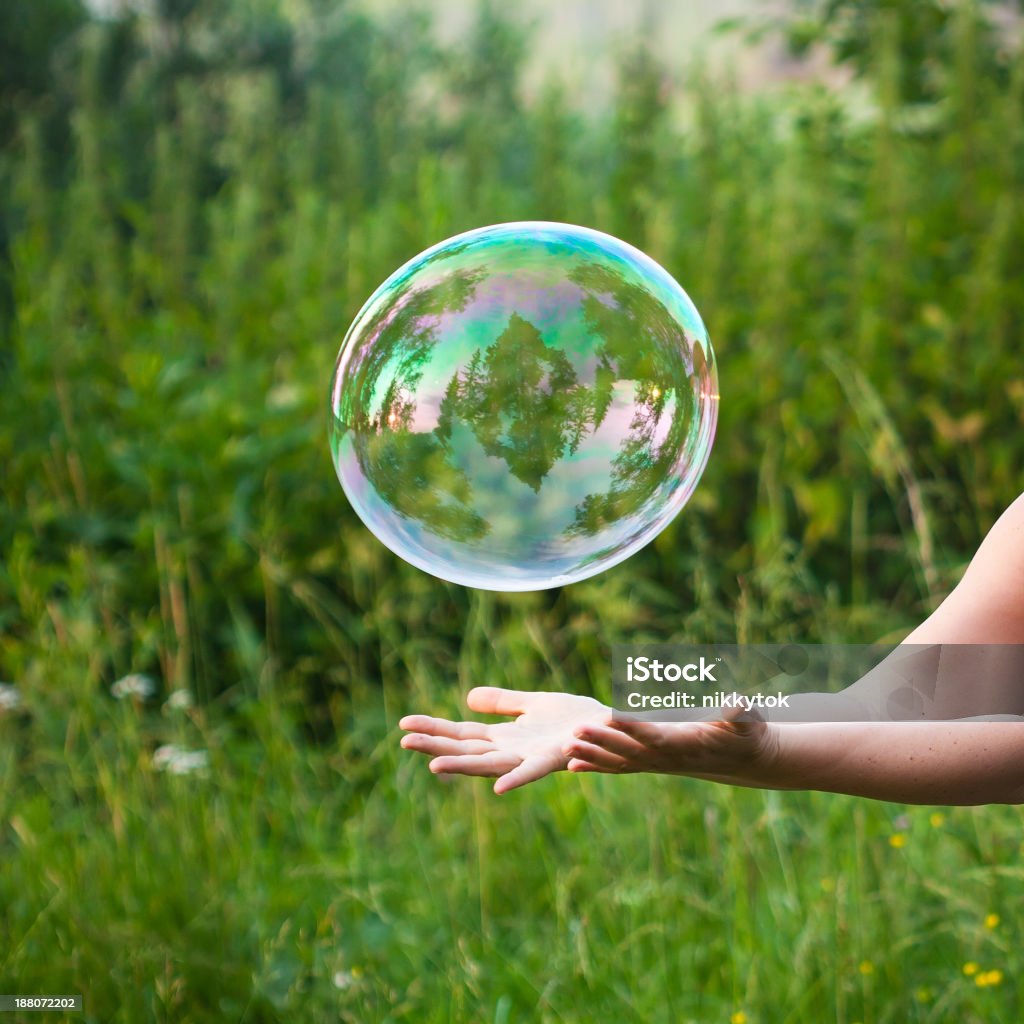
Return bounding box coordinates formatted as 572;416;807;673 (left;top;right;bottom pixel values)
724;493;1024;802
747;721;1024;805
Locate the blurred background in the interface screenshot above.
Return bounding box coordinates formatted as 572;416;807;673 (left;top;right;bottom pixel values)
1;1;1023;1021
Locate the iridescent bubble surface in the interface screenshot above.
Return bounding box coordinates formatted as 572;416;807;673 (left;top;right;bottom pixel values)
328;222;718;591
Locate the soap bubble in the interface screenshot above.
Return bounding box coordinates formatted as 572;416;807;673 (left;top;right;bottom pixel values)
328;222;718;591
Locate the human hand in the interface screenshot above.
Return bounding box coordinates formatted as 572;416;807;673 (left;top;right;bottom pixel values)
399;687;610;794
563;704;779;784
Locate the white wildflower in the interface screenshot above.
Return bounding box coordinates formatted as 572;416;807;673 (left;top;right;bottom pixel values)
153;744;209;776
267;383;301;410
163;688;194;712
111;673;157;701
332;970;354;990
0;684;23;713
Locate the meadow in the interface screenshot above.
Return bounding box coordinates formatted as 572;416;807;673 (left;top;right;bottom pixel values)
1;1;1023;1020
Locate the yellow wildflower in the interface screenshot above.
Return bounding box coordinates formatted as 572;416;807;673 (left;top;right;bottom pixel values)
858;961;874;976
929;812;945;827
889;833;906;849
984;913;1000;929
963;962;979;976
975;969;1003;988
730;1013;748;1024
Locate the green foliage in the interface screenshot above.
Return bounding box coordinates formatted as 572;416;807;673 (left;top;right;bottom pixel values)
791;0;1013;104
0;0;86;128
0;0;1023;1020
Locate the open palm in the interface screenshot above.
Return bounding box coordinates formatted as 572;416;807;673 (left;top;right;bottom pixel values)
401;686;778;794
399;687;609;794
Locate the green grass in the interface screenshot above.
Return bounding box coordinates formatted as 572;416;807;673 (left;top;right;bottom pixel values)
3;672;1024;1022
2;1;1024;1020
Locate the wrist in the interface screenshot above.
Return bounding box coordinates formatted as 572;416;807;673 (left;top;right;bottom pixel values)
727;723;796;791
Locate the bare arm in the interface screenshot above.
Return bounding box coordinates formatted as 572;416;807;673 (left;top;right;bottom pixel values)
904;491;1024;645
750;721;1024;804
576;493;1024;803
732;493;1024;804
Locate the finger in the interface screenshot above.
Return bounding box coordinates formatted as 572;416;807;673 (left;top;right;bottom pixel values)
561;738;629;771
400;734;493;757
493;753;561;794
573;723;648;759
428;751;517;778
567;758;617;773
398;714;491;741
466;687;534;716
605;715;667;746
